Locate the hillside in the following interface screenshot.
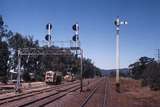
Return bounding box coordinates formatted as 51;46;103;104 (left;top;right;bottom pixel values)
101;68;129;76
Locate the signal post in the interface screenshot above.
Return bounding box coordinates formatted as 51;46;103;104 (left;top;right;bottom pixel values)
114;16;128;92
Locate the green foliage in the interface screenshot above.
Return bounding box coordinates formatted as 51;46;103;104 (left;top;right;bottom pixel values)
129;56;160;90
142;62;160;90
129;56;154;79
0;15;12;83
22;71;31;82
8;33;40;81
95;67;102;77
83;58;101;78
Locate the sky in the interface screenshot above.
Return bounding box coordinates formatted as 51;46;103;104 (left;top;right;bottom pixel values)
0;0;160;69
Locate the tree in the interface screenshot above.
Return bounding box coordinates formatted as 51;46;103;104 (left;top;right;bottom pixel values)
142;61;160;90
128;56;160;90
129;56;154;79
8;33;39;81
0;16;12;83
82;58;101;78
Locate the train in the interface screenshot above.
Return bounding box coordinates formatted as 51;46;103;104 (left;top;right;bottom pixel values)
64;74;76;82
45;71;62;85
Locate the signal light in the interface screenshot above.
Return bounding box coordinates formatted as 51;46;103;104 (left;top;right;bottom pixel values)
45;34;51;41
72;24;79;31
72;35;79;41
72;35;76;41
72;24;76;31
46;23;52;30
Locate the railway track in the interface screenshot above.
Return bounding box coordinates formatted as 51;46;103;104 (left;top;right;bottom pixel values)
0;81;80;107
0;82;46;95
0;78;104;107
21;82;46;91
80;84;99;107
20;79;98;107
43;78;103;107
102;77;111;107
80;77;111;107
20;83;81;107
0;81;78;101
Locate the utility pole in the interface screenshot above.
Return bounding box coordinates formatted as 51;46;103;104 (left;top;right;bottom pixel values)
114;16;128;92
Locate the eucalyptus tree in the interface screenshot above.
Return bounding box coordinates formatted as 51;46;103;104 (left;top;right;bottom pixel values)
0;15;13;83
8;33;39;81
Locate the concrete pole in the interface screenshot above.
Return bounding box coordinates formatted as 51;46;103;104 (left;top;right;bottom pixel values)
48;25;51;47
114;16;127;92
116;27;120;85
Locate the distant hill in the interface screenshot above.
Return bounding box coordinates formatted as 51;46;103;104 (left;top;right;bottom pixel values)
101;68;129;76
101;69;114;76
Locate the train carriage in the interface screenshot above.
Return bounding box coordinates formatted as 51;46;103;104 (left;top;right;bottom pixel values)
64;74;76;82
45;71;62;85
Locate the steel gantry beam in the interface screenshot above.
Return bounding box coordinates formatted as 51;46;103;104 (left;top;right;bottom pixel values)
18;47;77;56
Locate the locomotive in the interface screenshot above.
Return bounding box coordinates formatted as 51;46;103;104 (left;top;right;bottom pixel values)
45;71;62;85
64;74;76;82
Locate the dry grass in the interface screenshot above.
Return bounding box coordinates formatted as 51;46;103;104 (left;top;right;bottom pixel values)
110;77;160;107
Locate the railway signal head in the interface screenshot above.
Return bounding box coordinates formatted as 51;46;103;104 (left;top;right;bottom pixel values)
114;16;128;27
45;34;51;41
46;23;52;30
72;23;79;31
114;16;120;27
72;35;79;41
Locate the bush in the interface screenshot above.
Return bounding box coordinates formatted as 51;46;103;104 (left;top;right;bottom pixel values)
0;76;8;84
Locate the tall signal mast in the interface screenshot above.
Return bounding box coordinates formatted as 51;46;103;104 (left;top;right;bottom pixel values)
114;16;128;92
